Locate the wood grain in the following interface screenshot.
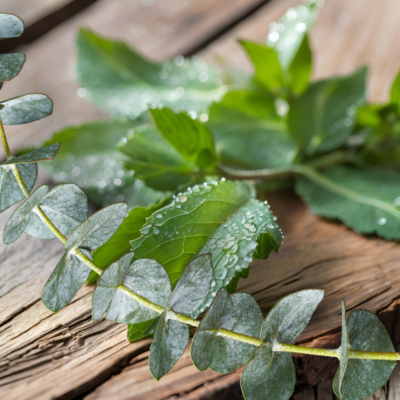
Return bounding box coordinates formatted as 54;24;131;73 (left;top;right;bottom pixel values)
2;0;400;399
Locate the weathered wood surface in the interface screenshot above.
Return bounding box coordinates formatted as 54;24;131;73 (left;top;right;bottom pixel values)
1;0;400;399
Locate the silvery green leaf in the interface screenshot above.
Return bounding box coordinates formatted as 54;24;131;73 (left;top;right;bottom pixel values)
288;67;367;156
149;311;189;381
0;163;37;212
150;108;217;169
41;249;92;312
167;254;213;317
117;124;199;191
130;180;282;313
25;183;88;240
0;13;24;38
0;53;25;82
77;29;227;118
266;2;320;69
336;300;350;397
1;143;60;165
92;254;171;324
65;202;128;251
191;288;263;373
3;185;48;244
0;94;53;125
241;342;295;400
296;166;400;240
261;290;324;343
333;310;396;400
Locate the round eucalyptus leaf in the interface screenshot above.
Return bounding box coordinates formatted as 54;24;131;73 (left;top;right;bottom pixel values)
0;53;25;82
0;13;24;38
333;310;396;400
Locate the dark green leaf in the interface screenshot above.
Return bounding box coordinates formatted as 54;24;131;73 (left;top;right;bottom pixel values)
149;312;189;380
333;310;396;400
38;118;164;208
167;254;213;317
208;90;297;169
0;53;25;82
0;94;53;125
0;163;37;212
127;318;159;342
0;13;24;38
1;143;60;165
77;29;226;118
240;41;285;94
261;290;324;343
288;67;367;156
288;34;312;94
65;202;128;251
130;180;282;314
266;2;319;69
89;198;169;283
296;165;400;239
150;108;217;169
92;255;171;323
41;249;92;312
117;124;198;190
241;343;295;400
191;288;263;373
336;300;350;397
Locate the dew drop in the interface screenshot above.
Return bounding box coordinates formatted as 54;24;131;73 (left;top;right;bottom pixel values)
377;217;387;225
394;196;400;206
178;195;187;203
156;214;163;219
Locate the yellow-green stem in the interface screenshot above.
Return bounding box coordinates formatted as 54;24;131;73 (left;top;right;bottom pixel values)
74;248;104;275
34;205;67;244
0;118;11;158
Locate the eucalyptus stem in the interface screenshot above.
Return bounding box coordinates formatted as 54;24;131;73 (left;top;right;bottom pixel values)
2;117;400;364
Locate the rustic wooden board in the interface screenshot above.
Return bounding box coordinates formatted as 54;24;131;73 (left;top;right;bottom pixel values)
1;0;400;399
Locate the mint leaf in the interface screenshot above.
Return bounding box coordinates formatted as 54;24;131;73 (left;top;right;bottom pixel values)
288;67;367;156
208;90;297;169
296;166;400;239
77;29;227;118
150;108;217;169
117;124;199;190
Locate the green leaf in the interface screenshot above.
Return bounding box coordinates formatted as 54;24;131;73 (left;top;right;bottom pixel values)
130;180;282;310
38;118;164;208
261;290;324;343
0;13;24;38
89;198;169;283
390;68;400;112
288;67;367;156
0;163;37;212
240;41;285;94
1;143;60;165
41;249;92;312
295;165;400;239
117;124;199;190
149;312;189;380
77;29;227;118
150;108;217;169
0;94;53;125
191;288;263;373
333;310;396;400
336;300;350;397
65;202;128;251
266;2;320;69
127;318;159;342
241;343;295;400
4;184;87;243
288;34;312;94
208;90;297;169
149;254;213;380
0;53;25;82
92;255;171;323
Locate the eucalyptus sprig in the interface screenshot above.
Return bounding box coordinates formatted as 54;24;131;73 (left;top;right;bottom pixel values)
2;9;400;400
